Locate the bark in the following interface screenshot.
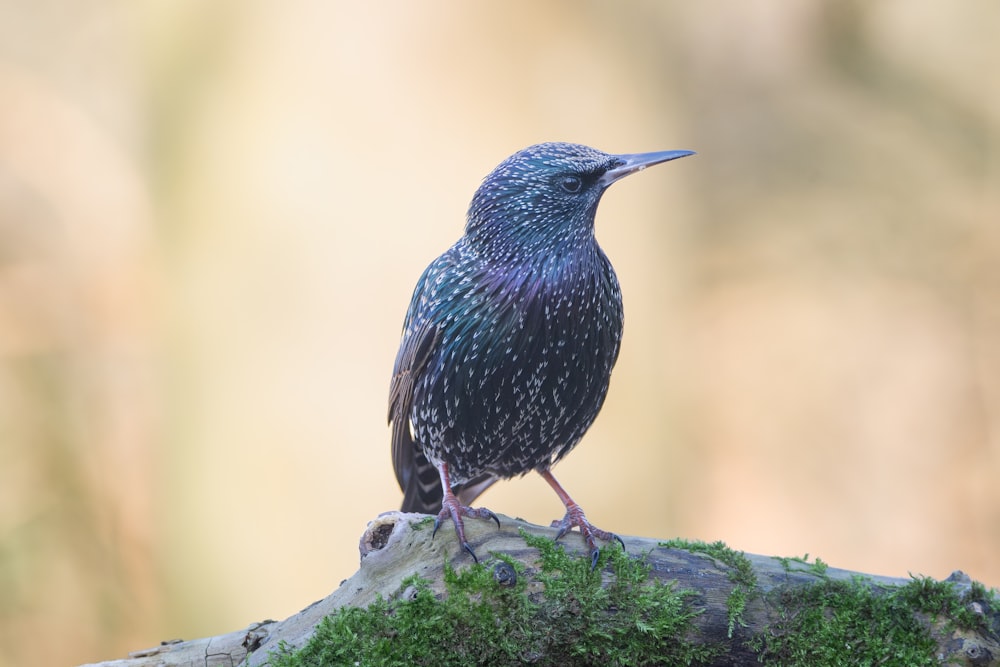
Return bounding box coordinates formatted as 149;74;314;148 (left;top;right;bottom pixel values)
80;512;1000;667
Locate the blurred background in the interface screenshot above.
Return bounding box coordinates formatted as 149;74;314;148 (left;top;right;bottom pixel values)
0;2;997;665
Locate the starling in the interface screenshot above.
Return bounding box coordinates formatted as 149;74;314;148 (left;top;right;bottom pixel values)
389;142;694;563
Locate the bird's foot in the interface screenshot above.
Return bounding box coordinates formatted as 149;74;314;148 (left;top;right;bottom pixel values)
432;494;500;563
550;505;625;569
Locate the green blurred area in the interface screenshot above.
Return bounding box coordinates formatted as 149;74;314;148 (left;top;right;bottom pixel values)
0;3;997;666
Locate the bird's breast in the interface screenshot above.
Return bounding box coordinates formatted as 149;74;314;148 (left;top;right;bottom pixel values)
414;250;623;479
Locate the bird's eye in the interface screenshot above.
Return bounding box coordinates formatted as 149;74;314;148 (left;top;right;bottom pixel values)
559;175;583;193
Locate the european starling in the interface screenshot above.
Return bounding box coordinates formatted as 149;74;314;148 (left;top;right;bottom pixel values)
389;142;694;563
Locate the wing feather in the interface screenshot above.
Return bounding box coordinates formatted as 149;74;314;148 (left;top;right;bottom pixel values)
389;321;441;512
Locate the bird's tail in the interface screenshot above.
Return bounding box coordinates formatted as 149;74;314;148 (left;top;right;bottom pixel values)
399;451;498;514
400;451;443;514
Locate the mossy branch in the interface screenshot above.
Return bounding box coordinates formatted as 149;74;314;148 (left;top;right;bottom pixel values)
80;512;1000;667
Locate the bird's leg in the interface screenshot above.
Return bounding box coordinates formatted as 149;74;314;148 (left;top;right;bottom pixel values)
538;468;625;568
432;462;500;563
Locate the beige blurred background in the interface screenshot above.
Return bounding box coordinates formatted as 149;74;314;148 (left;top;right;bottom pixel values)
1;2;998;665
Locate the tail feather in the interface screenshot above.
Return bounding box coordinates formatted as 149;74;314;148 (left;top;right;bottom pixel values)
399;450;498;514
400;450;443;514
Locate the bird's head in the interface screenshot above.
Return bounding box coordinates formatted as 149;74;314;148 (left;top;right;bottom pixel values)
465;142;693;254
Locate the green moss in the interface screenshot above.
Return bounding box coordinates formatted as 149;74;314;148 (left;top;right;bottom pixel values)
752;577;936;666
267;531;718;666
659;538;758;638
774;553;828;578
898;575;997;633
409;516;435;531
751;575;999;666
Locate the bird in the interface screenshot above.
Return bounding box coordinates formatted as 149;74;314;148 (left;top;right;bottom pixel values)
389;142;694;565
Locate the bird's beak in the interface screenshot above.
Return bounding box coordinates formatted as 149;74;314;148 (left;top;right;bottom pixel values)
599;149;695;188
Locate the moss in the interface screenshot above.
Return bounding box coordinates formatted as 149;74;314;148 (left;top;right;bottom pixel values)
898;575;998;634
753;577;935;665
659;538;758;638
267;531;719;666
409;516;435;531
751;575;999;666
774;553;828;578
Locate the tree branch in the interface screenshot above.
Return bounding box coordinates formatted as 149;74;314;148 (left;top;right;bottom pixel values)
80;512;1000;667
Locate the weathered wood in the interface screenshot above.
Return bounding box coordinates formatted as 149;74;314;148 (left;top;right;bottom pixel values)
80;512;1000;667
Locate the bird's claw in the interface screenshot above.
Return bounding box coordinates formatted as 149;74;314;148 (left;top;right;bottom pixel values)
550;511;624;570
482;508;501;529
432;496;500;562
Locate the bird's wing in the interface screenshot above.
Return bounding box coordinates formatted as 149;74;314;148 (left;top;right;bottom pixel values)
389;319;442;513
389;318;498;512
388;248;500;513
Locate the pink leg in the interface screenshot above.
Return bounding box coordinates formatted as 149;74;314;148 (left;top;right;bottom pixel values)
433;462;500;562
538;468;624;567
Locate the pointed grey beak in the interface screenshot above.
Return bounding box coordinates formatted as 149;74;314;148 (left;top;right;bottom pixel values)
599;149;695;188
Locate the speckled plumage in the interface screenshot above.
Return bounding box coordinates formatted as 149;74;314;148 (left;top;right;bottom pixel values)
389;142;693;561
